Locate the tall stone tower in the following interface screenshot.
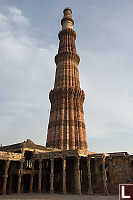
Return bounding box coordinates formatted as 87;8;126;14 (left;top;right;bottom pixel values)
46;8;88;150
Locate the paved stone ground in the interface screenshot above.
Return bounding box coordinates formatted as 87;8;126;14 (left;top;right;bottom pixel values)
0;193;118;200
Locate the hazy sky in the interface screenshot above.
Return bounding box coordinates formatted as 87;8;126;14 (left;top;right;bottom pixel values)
0;0;133;154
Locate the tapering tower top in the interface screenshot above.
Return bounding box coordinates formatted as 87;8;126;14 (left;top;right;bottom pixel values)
61;8;74;30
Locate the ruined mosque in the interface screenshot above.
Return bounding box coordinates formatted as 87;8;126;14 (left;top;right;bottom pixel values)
0;8;132;195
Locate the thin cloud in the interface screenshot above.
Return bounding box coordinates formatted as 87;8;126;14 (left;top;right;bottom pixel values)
0;6;56;145
8;6;29;26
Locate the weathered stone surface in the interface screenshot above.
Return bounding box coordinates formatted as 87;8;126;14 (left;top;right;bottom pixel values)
46;8;88;151
0;151;23;161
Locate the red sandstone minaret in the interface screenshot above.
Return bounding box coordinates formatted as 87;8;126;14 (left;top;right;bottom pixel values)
46;8;88;150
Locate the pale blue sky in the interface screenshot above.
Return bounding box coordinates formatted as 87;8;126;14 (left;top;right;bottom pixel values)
0;0;133;153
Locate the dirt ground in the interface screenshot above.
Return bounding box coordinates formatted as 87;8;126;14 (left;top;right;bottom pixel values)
0;193;118;200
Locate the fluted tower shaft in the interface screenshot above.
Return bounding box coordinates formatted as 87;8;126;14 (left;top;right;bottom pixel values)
46;8;88;150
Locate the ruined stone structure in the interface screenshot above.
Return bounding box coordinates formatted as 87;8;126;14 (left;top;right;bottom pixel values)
0;8;132;195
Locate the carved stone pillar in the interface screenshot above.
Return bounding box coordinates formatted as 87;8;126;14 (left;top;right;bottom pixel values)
62;158;66;194
102;155;108;195
17;175;22;193
30;160;34;193
29;175;33;193
3;160;10;194
38;160;42;193
87;156;93;194
17;160;24;193
50;158;54;193
3;175;8;195
74;157;81;194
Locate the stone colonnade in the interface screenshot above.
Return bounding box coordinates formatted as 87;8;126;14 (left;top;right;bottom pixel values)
0;155;110;195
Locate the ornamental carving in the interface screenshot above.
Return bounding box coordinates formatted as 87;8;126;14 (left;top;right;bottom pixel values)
55;52;80;65
49;87;85;103
58;28;76;40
